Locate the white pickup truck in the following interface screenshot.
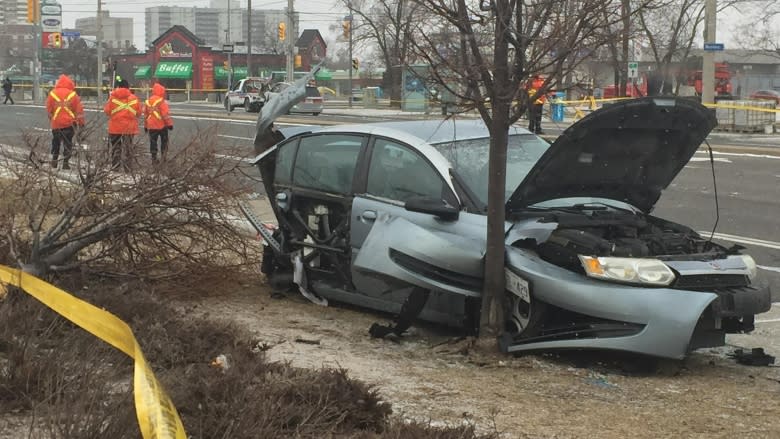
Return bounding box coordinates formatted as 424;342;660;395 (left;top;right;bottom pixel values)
224;77;271;113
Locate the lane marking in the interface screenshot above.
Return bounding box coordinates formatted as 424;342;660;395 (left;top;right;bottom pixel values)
689;157;732;163
698;231;780;250
694;150;780;160
757;265;780;274
756;318;780;323
218;134;253;141
214;153;253;163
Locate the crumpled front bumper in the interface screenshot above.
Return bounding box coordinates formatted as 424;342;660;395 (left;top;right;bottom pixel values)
503;247;772;359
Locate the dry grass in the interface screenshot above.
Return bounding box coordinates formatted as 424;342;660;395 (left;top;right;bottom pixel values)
0;275;496;439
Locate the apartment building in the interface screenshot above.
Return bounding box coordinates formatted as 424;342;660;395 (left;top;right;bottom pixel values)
145;5;297;52
75;11;134;51
0;0;28;25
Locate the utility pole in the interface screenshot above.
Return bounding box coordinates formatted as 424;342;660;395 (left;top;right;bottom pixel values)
247;0;252;77
286;0;295;82
32;1;40;102
701;0;716;105
347;2;353;108
97;0;104;105
227;0;232;91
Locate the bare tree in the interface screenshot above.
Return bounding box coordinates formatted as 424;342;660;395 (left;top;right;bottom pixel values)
405;0;638;342
636;0;706;95
728;1;780;53
344;0;425;106
0;124;259;280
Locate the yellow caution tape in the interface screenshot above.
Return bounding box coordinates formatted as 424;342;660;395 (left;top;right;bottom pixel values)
0;265;187;439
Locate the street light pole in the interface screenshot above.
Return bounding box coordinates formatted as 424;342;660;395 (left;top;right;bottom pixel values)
286;0;295;82
247;0;252;77
32;1;40;102
97;0;103;105
227;1;232;91
701;0;716;105
348;2;353;108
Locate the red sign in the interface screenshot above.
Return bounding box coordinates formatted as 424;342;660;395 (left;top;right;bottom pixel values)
42;32;62;49
201;56;214;90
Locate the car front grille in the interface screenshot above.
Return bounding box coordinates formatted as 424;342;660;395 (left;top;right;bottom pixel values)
673;274;749;290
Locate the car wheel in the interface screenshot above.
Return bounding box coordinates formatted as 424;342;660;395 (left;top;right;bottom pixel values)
244;98;251;112
506;291;546;338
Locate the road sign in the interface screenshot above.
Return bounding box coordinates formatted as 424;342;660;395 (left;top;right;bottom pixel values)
627;61;638;79
704;43;724;51
222;44;234;53
62;30;80;38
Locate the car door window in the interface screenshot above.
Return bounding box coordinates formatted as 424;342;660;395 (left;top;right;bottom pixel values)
274;140;298;186
293;135;363;194
367;138;456;205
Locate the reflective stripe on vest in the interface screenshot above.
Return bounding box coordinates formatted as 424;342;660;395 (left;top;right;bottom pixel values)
49;90;77;120
145;96;163;120
111;98;138;116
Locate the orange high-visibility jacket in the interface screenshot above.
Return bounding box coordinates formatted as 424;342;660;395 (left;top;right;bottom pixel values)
104;86;141;135
527;76;547;105
45;74;85;129
143;83;173;130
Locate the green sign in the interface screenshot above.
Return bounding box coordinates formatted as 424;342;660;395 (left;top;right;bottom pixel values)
154;62;192;79
134;65;152;79
214;66;247;80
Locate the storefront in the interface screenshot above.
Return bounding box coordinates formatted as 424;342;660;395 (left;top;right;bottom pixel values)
112;25;317;96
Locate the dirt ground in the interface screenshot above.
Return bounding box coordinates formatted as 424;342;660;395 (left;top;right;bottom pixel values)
189;283;780;439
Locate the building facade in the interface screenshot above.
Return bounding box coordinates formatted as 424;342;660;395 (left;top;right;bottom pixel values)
75;11;134;51
145;6;296;52
0;0;28;25
0;23;35;75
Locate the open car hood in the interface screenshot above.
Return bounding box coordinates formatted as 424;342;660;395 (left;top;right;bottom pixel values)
506;97;717;213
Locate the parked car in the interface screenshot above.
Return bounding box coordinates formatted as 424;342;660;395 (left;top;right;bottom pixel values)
251;96;771;360
224;77;270;113
265;82;323;115
748;89;780;104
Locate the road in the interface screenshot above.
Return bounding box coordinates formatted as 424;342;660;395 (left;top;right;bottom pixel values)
2;101;778;301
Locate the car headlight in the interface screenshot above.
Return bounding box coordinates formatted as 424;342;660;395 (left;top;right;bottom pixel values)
578;256;676;286
740;255;758;280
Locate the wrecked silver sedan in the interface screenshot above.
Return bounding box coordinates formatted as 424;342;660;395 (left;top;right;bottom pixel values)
251;95;771;359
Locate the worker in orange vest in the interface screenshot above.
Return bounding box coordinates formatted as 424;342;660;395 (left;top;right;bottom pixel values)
103;78;141;171
45;74;85;169
526;74;547;134
143;83;174;163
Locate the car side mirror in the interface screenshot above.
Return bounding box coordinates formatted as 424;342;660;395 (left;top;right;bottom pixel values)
404;197;459;221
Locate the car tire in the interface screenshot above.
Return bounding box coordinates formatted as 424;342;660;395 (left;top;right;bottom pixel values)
244;98;252;112
312;112;320;116
506;292;547;338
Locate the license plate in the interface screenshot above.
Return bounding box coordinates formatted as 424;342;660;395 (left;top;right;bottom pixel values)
505;269;530;302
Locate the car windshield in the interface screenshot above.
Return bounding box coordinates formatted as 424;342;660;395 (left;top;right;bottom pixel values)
305;86;321;97
433;133;550;206
244;79;266;92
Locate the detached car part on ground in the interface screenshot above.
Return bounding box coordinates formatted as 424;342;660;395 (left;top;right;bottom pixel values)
250;90;771;360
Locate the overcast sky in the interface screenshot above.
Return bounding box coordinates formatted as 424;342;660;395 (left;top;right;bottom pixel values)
58;0;761;55
60;0;342;49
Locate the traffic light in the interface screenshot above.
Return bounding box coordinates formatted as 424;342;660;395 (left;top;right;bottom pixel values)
294;54;302;68
342;21;350;38
278;22;286;41
27;0;37;23
352;58;359;71
223;60;229;69
52;32;62;49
